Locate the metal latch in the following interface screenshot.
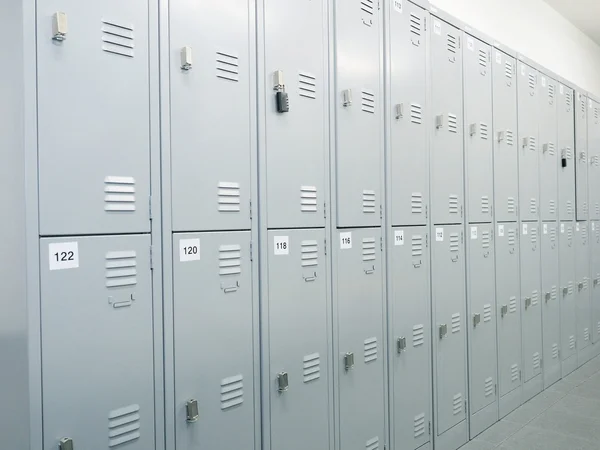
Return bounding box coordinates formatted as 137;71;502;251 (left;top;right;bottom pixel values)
500;305;508;318
525;297;532;309
545;292;551;302
186;399;199;423
543;143;549;153
395;103;404;119
435;114;444;129
497;130;505;143
181;46;193;70
578;281;584;291
439;324;448;339
342;89;353;107
522;136;530;148
563;286;569;296
473;313;481;327
594;278;599;287
344;352;355;371
59;438;74;450
469;123;477;136
277;372;289;392
397;337;407;354
52;12;68;41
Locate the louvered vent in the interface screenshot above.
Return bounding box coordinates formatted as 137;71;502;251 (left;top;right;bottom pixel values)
569;335;576;349
528;72;536;89
413;324;424;347
447;34;457;54
508;229;516;247
482;231;491;249
362;237;376;262
450;233;460;253
362;190;376;213
478;49;488;68
584;202;588;215
595;107;599;121
584;277;589;290
108;404;140;447
548;83;555;103
581;97;586;114
104;176;136;212
596;203;600;217
301;240;318;267
105;251;137;289
221;375;244;410
568;281;574;295
566;91;572;109
414;413;426;438
506;130;514;146
567;200;573;216
366;437;379;450
452;393;463;415
303;353;320;383
361;0;374;15
552;343;559;359
566;147;573;159
483;304;492;322
548;142;556;155
449;195;459;215
480;123;489;139
484;377;494;397
361;90;375;113
101;20;135;58
481;196;490;214
532;352;540;370
505;61;513;79
451;313;461;333
597;322;600;336
511;364;519;382
411;192;423;214
300;186;318;213
531;290;539;306
218;182;241;212
508;197;516;214
410;13;421;36
448;113;458;133
568;226;573;241
219;244;241;276
549;200;556;215
509;296;517;314
410;103;423;124
216;52;240;82
412;235;423;257
364;337;378;363
584;328;590;342
529;136;537;151
298;72;317;99
550;227;557;243
530;198;537;214
582;224;588;241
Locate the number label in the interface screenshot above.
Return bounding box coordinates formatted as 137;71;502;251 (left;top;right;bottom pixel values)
522;224;528;235
436;228;444;242
498;224;505;237
433;20;441;35
470;227;478;240
49;242;79;270
340;232;352;249
394;230;404;246
543;224;548;234
393;0;403;13
561;223;565;233
180;238;200;262
274;236;289;255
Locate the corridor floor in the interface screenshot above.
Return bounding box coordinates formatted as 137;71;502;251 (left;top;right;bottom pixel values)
460;354;600;449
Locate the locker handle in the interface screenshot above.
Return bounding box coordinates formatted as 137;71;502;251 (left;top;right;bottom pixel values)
545;292;551;302
277;372;289;392
59;438;74;450
500;305;508;318
52;12;68;41
181;46;193;70
524;297;532;309
303;272;317;282
397;337;407;354
562;286;569;296
578;282;584;291
451;255;459;263
473;313;481;327
344;352;355;371
439;324;448;339
108;294;135;309
364;266;375;275
483;251;490;259
413;259;422;268
186;399;199;423
221;281;240;293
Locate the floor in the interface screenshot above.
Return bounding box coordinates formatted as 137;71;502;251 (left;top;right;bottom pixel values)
460;355;600;450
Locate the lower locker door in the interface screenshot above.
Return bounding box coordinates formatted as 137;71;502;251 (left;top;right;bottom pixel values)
592;223;600;343
560;223;577;363
541;223;561;386
576;223;592;351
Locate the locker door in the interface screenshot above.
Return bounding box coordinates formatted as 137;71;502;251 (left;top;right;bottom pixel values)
173;232;255;450
336;228;385;450
517;62;540;222
541;223;560;387
588;101;600;220
591;222;600;343
170;0;253;232
37;1;151;236
41;235;154;450
558;86;575;221
539;76;558;222
519;222;542;383
559;222;577;368
263;0;327;229
464;36;493;224
430;18;464;225
390;226;430;450
493;51;518;222
575;93;589;220
389;2;428;227
267;229;330;450
575;222;592;351
467;225;497;415
495;224;522;398
334;0;382;228
432;225;467;434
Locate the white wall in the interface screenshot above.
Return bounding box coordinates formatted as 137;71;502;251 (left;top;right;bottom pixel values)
430;0;600;96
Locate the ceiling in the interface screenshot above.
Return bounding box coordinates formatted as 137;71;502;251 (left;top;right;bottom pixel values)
544;0;600;45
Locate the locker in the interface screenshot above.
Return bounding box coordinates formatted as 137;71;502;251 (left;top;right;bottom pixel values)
517;62;540;222
575;222;592;354
492;50;518;222
432;224;467;435
588;99;600;220
40;235;155;450
540;222;560;388
575;92;589;220
37;1;151;236
389;1;429;227
265;229;330;450
467;224;498;433
464;35;493;224
558;84;575;221
335;228;385;450
538;75;558;221
390;226;431;450
173;231;255;450
430;17;464;225
170;0;254;232
591;222;600;343
334;0;382;227
519;222;542;385
262;0;328;229
559;222;577;373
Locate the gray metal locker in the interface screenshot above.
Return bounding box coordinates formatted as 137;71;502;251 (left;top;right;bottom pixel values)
591;222;600;344
265;229;330;450
37;2;151;236
40;235;155;450
559;222;577;375
558;84;575;221
540;222;560;388
170;0;253;232
464;35;493;224
389;1;429;227
173;232;255;450
575;222;592;359
495;223;522;416
517;61;540;222
390;226;431;450
430;17;464;225
575;92;589;220
588;99;600;220
335;228;385;450
432;224;467;436
538;75;558;222
262;0;328;229
467;224;498;436
334;0;382;228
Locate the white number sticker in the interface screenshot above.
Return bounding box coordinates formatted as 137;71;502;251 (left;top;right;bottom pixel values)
274;236;290;255
467;38;474;51
560;85;564;94
593;223;596;231
542;77;546;87
49;242;79;270
394;230;404;246
471;226;478;240
521;65;525;76
522;223;528;235
498;224;505;237
340;232;352;249
179;238;200;262
576;223;580;232
393;0;403;13
543;224;548;234
496;52;502;64
436;228;444;242
561;223;565;233
433;20;441;35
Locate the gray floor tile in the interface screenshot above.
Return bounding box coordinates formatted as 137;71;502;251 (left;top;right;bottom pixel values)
502;400;547;425
496;425;599;450
529;409;600;443
543;378;577;395
550;393;600;420
458;439;497;450
474;419;523;445
570;383;600;401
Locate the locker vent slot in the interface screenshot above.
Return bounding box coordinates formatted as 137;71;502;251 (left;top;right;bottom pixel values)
478;49;488;68
566;91;572;109
366;436;379;450
101;20;134;59
531;290;539;306
508;229;516;247
450;233;460;253
449;195;459;215
549;200;556;215
568;227;573;242
566;147;573;159
482;231;491;249
298;72;317;99
596;203;600;217
218;182;241;212
483;304;492;322
364;337;378;363
451;313;461;333
362;238;376;262
582;225;588;241
548;83;555;103
361;90;375;114
481;196;490;214
529;136;537;151
414;413;426;438
551;285;557;301
508;197;516;214
567;201;573;216
301;240;319;267
448;113;458;133
597;322;600;336
581;97;586;114
413;324;424;347
505;61;513;79
447;34;457;54
220;375;244;410
530;198;537;215
480;123;489;139
410;14;421;36
219;245;242;275
506;130;514;146
410;103;423;124
532;352;540;370
584;202;588;215
569;335;576;349
216;52;240;82
363;190;376;214
108;404;141;447
104;176;136;212
509;296;517;314
303;353;321;383
412;235;423;257
550;226;557;243
484;377;494;397
595;107;599;121
361;0;375;15
105;251;137;288
411;192;423;214
584;277;589;290
568;282;574;295
552;343;559;359
511;364;519;382
548;142;556;155
528;73;536;90
452;393;463;415
300;186;318;212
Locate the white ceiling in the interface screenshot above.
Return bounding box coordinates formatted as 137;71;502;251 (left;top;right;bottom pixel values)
544;0;600;45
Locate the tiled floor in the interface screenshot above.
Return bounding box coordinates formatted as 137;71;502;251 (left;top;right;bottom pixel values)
460;354;600;450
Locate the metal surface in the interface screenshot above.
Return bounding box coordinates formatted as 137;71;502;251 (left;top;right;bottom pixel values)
538;74;559;222
575;92;589;220
558;84;576;221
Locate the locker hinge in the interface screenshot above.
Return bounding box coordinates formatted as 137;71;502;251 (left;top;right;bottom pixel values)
495;384;497;395
250;241;253;262
324;238;327;256
424;16;427;31
324;202;327;219
150;245;154;270
519;369;522;380
460;204;464;218
540;358;543;368
249;201;252;220
426;233;429;248
380;205;383;219
458;36;461;48
461;231;464;244
380;237;383;251
425;204;428;220
464;399;467;412
428;421;431;435
148;195;152;220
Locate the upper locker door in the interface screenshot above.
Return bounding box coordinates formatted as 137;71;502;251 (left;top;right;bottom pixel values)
390;226;431;450
37;1;151;236
263;0;327;229
591;222;600;343
334;0;382;228
558;86;575;221
575;222;592;351
539;75;558;222
517;62;540;222
575;92;589;220
541;223;560;387
464;35;493;224
170;0;253;232
559;222;577;367
588;100;600;220
493;51;518;222
430;18;464;225
389;2;428;227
